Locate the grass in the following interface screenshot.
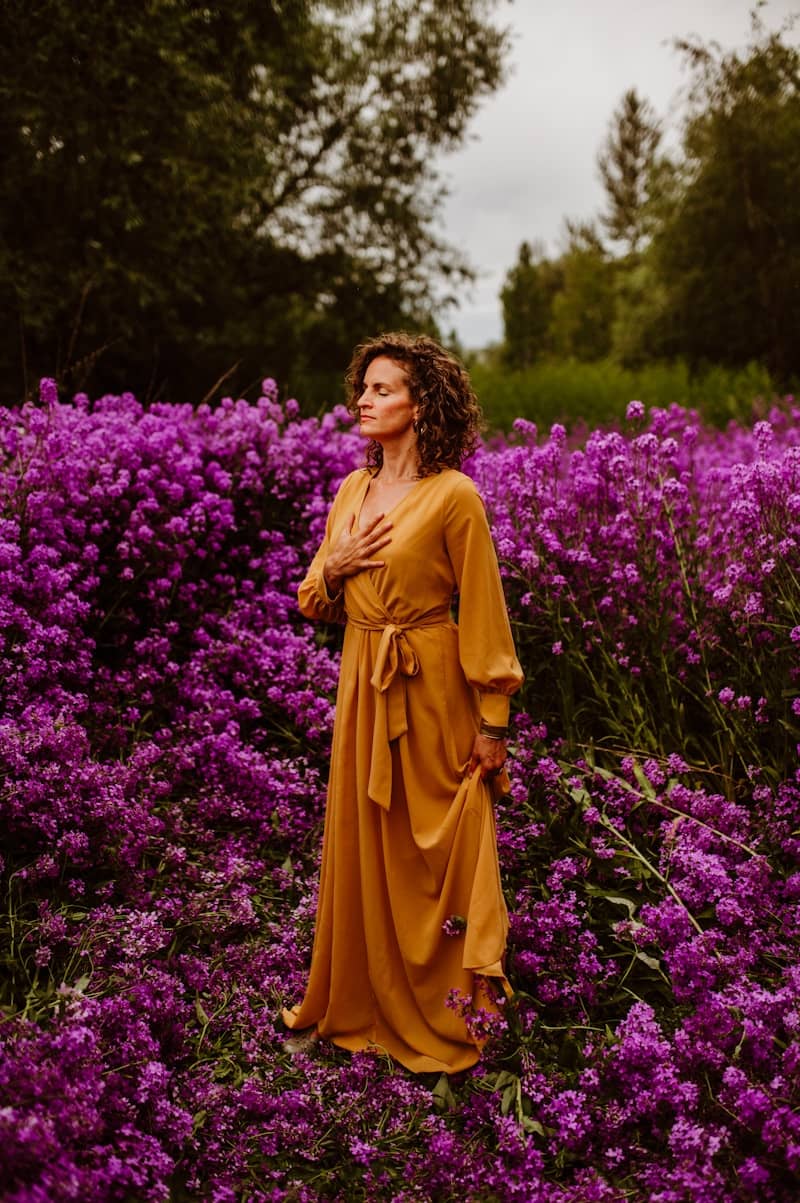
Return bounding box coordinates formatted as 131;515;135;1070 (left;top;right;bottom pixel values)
468;356;780;432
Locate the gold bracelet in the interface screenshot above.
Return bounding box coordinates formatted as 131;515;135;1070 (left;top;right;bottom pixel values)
479;720;508;740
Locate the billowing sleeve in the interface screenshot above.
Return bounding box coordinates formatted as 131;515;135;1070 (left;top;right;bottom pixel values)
444;474;524;727
297;481;348;624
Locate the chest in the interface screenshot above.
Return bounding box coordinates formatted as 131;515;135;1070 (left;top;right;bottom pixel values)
340;476;457;600
357;478;419;530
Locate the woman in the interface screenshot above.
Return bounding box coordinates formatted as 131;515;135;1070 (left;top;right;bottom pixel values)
281;332;523;1074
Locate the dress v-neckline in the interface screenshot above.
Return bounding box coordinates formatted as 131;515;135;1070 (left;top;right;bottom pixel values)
355;469;435;532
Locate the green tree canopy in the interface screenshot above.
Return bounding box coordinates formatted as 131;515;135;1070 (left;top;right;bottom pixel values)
500;225;615;366
499;240;561;368
547;222;615;362
645;19;800;380
0;0;509;404
498;16;800;385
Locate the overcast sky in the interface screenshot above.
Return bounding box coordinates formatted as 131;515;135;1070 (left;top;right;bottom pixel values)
437;0;798;347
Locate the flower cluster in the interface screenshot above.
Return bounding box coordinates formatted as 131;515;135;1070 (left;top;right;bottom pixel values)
1;383;799;1200
468;401;800;781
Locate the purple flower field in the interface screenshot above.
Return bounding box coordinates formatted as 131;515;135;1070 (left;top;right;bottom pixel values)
1;381;799;1202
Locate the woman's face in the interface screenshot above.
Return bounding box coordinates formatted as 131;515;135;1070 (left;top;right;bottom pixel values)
356;356;418;443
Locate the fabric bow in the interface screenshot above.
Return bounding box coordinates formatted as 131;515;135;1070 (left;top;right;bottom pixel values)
368;623;420;810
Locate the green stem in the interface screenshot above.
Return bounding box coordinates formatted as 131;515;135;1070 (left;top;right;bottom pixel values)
594;811;706;938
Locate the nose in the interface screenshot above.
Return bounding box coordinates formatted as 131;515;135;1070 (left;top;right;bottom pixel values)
357;388;371;410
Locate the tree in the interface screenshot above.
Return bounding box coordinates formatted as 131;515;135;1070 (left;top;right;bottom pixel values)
647;18;800;380
597;88;661;254
0;0;509;404
500;241;561;368
547;222;616;362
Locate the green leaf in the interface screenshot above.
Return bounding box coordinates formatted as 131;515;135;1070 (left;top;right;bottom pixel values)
634;950;662;972
431;1073;456;1113
632;762;656;798
491;1070;517;1091
582;885;638;916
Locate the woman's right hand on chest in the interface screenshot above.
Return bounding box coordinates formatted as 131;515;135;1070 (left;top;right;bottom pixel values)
322;513;393;596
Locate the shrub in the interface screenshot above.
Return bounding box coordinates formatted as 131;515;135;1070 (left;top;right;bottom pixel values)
1;381;798;1201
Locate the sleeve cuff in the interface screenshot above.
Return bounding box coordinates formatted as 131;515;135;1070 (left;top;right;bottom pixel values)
479;692;511;727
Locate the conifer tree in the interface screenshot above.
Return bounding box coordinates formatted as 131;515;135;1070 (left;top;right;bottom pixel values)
597;89;661;254
500;241;558;368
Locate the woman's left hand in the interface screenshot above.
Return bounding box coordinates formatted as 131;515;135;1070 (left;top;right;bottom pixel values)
469;733;507;780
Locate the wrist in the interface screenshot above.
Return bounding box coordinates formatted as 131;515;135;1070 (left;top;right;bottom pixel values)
479;720;508;741
322;563;343;599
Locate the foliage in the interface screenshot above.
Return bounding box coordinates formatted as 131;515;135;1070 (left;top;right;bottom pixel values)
499;241;561;368
643;19;800;380
500;225;615;370
499;18;800;386
1;379;799;1200
0;0;509;406
469;355;776;432
546;224;616;364
597;89;661;254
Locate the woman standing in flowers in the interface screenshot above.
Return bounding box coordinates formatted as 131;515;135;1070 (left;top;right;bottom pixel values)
282;333;523;1073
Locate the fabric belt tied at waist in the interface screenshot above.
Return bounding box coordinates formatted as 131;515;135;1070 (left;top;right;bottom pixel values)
346;611;450;810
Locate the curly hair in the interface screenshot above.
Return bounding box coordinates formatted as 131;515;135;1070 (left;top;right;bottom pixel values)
344;332;484;476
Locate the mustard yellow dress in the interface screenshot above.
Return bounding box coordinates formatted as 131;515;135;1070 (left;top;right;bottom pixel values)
282;467;523;1073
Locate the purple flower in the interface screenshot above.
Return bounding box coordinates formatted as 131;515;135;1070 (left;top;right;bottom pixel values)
2;380;799;1201
38;377;58;408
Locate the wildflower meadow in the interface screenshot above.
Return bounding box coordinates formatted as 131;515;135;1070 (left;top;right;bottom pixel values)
1;380;799;1202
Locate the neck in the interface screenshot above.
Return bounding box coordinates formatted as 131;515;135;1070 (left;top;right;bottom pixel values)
377;442;420;483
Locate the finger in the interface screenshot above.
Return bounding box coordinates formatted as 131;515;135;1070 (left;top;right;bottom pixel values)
351;517;387;538
353;541;391;565
361;535;393;554
361;525;393;548
480;755;504;778
363;511;388;532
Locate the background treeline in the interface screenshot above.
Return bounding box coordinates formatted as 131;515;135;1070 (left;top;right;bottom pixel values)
0;0;507;407
2;6;798;421
483;16;800;428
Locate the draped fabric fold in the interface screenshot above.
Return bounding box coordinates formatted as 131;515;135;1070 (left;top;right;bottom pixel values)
349;603;450;810
283;468;524;1074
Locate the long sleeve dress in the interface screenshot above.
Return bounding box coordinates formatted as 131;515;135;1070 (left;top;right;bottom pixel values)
281;466;523;1074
